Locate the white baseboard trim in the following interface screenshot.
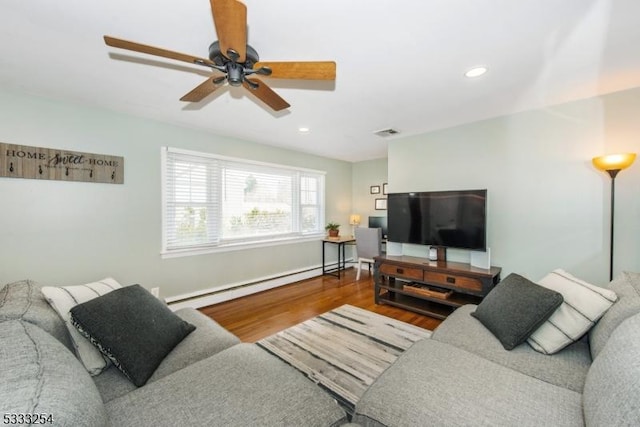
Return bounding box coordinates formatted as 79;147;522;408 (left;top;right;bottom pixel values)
166;259;354;311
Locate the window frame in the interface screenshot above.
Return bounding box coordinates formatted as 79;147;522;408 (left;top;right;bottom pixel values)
161;147;326;258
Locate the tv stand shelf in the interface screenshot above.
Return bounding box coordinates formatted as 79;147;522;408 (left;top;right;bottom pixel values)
374;255;501;319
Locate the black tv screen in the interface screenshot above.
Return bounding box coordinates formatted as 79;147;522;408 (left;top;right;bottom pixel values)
387;189;487;250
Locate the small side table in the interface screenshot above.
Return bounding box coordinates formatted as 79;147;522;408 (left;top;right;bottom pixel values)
322;236;355;278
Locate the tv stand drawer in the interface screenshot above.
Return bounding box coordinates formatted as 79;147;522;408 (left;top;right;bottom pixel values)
424;271;482;292
379;264;423;281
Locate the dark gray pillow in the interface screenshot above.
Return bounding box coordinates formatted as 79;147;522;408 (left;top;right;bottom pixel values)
70;284;196;387
471;273;563;350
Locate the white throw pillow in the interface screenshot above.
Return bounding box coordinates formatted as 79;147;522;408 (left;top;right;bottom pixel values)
527;269;617;355
41;278;122;375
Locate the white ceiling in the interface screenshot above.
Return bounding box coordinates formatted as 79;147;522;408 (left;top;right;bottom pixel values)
1;0;639;162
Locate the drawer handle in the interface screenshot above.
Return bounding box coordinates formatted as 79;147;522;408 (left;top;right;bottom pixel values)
396;268;404;274
446;276;456;284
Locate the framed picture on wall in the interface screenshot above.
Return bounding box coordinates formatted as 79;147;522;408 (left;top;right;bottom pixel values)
375;198;387;210
370;185;381;194
382;183;388;194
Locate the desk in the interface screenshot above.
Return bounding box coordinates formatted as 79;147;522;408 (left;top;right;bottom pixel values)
322;236;355;278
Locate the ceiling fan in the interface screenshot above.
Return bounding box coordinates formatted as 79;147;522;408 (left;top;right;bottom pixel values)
104;0;336;111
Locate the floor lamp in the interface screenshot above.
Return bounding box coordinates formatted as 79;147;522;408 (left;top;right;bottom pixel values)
592;153;636;281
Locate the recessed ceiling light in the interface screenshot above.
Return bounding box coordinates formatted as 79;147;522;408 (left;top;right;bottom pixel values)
465;66;487;78
298;127;310;133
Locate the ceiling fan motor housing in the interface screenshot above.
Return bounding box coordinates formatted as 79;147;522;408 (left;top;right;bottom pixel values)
208;41;259;68
208;41;261;86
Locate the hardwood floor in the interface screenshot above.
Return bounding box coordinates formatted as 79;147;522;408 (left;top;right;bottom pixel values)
199;267;442;342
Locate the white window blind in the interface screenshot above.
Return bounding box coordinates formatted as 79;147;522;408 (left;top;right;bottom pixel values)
162;147;325;256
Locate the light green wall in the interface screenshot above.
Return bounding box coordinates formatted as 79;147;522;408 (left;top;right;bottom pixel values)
2;87;638;297
388;87;640;285
351;158;388;228
0;89;352;299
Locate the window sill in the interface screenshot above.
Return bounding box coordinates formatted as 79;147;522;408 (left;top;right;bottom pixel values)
161;233;325;259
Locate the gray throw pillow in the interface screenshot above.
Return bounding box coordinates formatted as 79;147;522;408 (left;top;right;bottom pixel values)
70;284;196;387
471;273;563;350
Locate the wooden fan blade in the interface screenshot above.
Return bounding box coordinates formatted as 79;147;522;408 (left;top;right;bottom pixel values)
180;74;226;102
243;78;290;111
254;61;336;80
104;36;215;67
210;0;247;62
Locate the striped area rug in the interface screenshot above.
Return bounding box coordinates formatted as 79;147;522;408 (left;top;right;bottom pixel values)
257;304;431;412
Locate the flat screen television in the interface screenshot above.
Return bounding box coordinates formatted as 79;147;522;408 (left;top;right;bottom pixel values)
368;216;388;239
387;189;487;251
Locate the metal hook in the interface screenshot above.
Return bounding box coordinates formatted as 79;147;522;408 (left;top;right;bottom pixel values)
9;162;14;172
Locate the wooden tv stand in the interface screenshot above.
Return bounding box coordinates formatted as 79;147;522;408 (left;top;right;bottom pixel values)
374;255;501;319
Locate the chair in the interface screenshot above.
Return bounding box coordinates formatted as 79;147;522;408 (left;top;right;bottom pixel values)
354;227;382;280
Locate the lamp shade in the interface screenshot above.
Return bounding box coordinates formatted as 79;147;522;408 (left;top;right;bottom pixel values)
592;153;636;172
349;214;361;226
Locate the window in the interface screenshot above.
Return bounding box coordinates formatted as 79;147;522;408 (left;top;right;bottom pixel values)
162;147;325;257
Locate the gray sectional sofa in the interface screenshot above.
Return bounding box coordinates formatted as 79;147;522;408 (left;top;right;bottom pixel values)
2;272;639;426
0;280;348;426
353;271;640;426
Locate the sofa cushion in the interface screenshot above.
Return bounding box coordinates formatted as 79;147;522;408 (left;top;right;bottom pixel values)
432;304;591;393
0;279;73;351
583;312;640;426
148;308;240;381
589;271;640;360
92;307;240;402
353;338;583;427
105;343;348;427
0;320;107;426
41;278;122;375
471;273;564;350
70;285;196;387
527;269;617;355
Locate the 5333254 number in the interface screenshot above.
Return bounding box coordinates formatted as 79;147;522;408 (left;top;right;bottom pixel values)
3;413;53;425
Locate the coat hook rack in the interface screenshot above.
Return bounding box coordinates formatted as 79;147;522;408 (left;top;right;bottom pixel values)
1;142;123;184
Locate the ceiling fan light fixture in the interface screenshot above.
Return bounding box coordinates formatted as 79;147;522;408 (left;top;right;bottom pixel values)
465;66;488;78
227;62;244;86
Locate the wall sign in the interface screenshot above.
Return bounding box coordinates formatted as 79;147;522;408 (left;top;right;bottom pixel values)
0;143;124;184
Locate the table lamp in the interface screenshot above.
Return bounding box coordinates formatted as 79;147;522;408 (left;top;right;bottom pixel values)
349;214;361;237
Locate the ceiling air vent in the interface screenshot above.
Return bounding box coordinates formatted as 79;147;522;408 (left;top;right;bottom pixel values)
373;128;400;137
